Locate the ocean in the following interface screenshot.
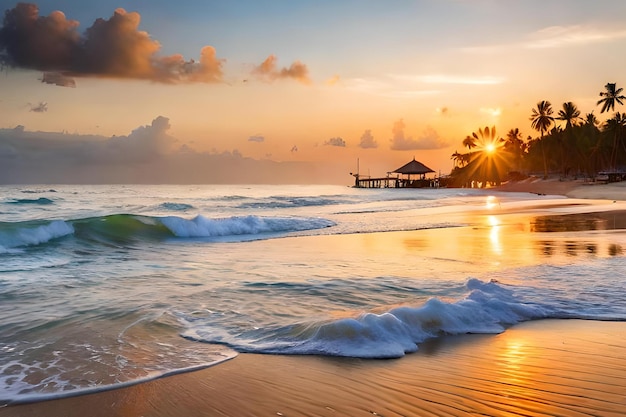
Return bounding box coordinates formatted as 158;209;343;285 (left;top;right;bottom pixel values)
1;184;625;405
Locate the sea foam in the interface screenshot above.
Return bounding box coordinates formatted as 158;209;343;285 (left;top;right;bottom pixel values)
0;220;74;250
183;278;551;359
160;214;335;238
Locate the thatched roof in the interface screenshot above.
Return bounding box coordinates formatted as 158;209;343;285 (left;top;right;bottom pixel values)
392;158;434;175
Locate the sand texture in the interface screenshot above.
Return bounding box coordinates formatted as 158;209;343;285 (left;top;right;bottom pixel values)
2;320;625;417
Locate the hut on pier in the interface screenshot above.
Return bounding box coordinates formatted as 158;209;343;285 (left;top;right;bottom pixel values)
352;158;437;188
390;158;435;188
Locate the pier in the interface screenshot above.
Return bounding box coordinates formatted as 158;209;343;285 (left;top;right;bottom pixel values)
353;175;438;188
351;158;438;188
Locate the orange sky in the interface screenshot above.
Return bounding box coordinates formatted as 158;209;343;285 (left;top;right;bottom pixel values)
1;1;626;183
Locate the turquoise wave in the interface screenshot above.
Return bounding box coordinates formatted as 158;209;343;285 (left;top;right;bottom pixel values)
0;213;335;251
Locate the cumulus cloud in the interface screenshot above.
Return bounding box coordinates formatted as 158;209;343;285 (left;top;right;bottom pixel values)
109;115;175;160
253;54;311;85
324;137;346;147
248;134;265;143
0;116;171;167
0;3;224;85
389;119;449;151
29;101;47;112
358;130;378;149
0;120;349;184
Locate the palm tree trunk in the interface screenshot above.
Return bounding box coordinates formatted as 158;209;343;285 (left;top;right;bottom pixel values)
540;132;548;178
611;130;618;170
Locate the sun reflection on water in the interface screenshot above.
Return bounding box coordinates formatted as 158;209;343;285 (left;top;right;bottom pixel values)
487;215;502;256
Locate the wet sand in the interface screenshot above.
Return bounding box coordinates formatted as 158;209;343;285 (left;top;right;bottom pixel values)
2;181;626;417
2;319;625;417
494;176;626;200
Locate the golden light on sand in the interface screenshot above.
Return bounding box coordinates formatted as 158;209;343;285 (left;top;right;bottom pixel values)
497;338;528;388
485;196;500;209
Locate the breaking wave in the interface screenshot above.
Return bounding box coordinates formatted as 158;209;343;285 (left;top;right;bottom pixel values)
0;214;336;251
181;279;576;359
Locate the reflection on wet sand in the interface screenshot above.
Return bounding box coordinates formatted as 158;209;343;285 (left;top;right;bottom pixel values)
531;210;626;232
394;214;626;276
537;240;622;258
529;210;626;258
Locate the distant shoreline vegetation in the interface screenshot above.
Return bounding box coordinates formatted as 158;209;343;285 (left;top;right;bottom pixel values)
449;83;626;188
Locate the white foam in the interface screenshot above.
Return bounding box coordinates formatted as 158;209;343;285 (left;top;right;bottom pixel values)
160;214;334;238
0;220;74;249
0;354;237;406
183;278;552;359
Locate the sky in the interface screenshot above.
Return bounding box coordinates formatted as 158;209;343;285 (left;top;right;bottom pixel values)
1;0;626;184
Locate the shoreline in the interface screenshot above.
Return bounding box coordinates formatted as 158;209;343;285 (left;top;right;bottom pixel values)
493;176;626;200
2;319;625;417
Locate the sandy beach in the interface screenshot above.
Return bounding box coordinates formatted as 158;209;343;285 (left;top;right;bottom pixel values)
2;179;626;417
2;319;625;417
494;176;626;200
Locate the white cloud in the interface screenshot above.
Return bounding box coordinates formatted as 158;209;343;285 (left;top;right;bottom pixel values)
479;107;502;117
525;25;626;49
464;25;626;54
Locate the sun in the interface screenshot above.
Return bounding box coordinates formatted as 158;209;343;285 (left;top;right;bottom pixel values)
485;143;496;154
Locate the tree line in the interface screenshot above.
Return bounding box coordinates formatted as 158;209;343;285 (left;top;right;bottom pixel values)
448;83;626;187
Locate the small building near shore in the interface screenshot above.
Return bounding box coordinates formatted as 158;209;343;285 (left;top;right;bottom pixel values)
352;158;437;188
391;158;435;187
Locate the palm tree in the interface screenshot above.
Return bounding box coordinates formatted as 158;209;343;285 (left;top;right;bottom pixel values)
505;128;522;143
474;126;498;143
597;83;626;114
556;102;581;177
597;83;626;170
530;100;554;178
451;151;468;168
504;128;525;172
462;135;477;152
603;112;626;169
451;151;461;168
530;100;555;136
557;102;581;128
584;112;599;127
468;126;506;187
583;112;606;173
450;127;509;188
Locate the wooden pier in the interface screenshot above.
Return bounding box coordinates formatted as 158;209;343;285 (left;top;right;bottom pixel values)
351;158;439;188
353;175;438;188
